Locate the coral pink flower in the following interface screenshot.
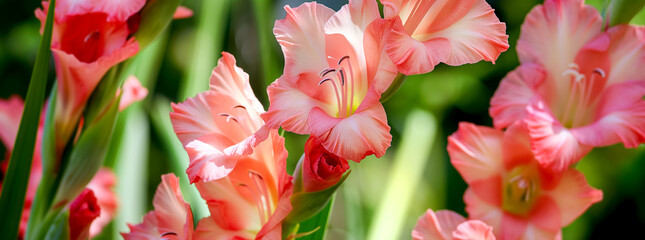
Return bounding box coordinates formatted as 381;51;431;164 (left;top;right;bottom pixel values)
448;122;602;239
380;0;509;75
170;52;270;183
117;75;149;111
412;209;495;240
300;136;349;192
122;174;194;240
262;0;396;161
0;96;118;239
490;0;645;172
69;189;101;240
35;0;143;145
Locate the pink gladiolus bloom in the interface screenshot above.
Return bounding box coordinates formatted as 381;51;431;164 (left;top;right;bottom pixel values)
69;189;101;240
122;174;194;240
448;122;602;239
118;75;149;111
412;209;495;240
0;96;118;239
490;0;645;172
35;0;143;145
380;0;509;75
170;52;271;183
263;0;396;161
301;136;350;192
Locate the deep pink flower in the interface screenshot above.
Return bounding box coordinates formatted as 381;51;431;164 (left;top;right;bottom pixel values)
448;122;602;239
69;189;101;240
301;136;349;192
262;0;396;161
35;0;143;145
170;52;271;183
489;0;645;172
380;0;509;75
122;174;194;240
412;209;495;240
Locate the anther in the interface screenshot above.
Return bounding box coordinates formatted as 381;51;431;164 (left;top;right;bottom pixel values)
593;68;606;78
339;69;346;86
233;105;246;110
338;55;350;65
161;232;178;237
319;68;336;78
319;78;332;86
218;113;238;123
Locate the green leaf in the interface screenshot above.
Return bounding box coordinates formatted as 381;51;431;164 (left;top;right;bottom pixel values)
608;0;645;26
286;171;350;224
296;196;335;240
134;0;181;49
252;0;281;87
0;0;55;239
380;73;406;103
44;211;70;240
52;96;120;207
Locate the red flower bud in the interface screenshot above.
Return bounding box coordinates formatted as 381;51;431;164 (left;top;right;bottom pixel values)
69;189;101;240
302;136;349;192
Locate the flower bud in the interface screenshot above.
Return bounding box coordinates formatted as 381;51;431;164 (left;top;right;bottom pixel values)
69;189;101;240
301;136;349;192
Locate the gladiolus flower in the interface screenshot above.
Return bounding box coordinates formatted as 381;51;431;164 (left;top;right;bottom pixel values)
489;0;645;172
0;96;118;239
301;136;349;192
170;52;271;183
122;174;194;240
412;209;495;240
263;0;396;161
69;189;101;240
448;122;602;239
380;0;509;75
35;0;143;146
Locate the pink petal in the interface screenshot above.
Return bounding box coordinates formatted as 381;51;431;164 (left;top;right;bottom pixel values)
448;122;504;183
121;212;159;240
262;78;332;134
572;81;645;148
185;137;237;183
193;217;255;240
604;25;645;86
364;18;398;93
525;100;592;172
501;122;533;171
470;176;502;207
0;95;24;149
87;168;118;238
500;213;527;240
209;52;267;118
490;63;546;129
452;220;495;240
173;6;193;19
152;174;194;240
384;0;508;75
412;209;466;240
544;169;602;226
527;196;561;233
517;0;601;96
308;88;391;161
195;178;260;232
118;75;148;111
464;189;503;237
274;2;334;82
56;0;145;22
324;0;381;61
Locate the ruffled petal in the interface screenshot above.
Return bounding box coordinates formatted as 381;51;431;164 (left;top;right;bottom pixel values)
527;196;561;233
152;174;194;240
412;209;466;240
464;189;503;237
490;63;545;129
56;0;145;22
604;25;645;86
195;178;260;233
385;18;451;75
121;212;159;240
526;100;592;172
209;52;266;118
501;122;534;171
308;88;391;161
118;75;148;111
364;18;398;93
87;168;118;238
274;2;334;81
448;122;504;183
572;81;645;148
262;77;332;134
0;95;24;149
193;217;255;240
452;220;495;240
184;137;238;183
544;169;602;226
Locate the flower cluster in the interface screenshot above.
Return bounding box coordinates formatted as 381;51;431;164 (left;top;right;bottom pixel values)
122;0;509;239
413;0;645;239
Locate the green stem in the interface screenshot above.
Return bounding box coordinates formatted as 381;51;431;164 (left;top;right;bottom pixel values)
0;0;55;239
380;73;406;103
252;0;280;98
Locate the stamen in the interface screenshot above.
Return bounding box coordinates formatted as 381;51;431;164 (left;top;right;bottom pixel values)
218;113;239;123
318;78;332;86
233;105;246;110
161;232;178;237
337;56;350;65
338;69;346;86
249;170;272;225
568;63;580;70
593;68;606;78
319;68;336;78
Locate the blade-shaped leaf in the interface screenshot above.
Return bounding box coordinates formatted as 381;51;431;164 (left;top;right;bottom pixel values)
608;0;645;26
0;0;55;238
296;196;335;240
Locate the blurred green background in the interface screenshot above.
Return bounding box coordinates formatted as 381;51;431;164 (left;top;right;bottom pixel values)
1;0;644;239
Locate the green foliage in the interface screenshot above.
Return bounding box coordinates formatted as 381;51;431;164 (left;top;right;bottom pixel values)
608;0;645;26
134;0;182;49
0;0;55;239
